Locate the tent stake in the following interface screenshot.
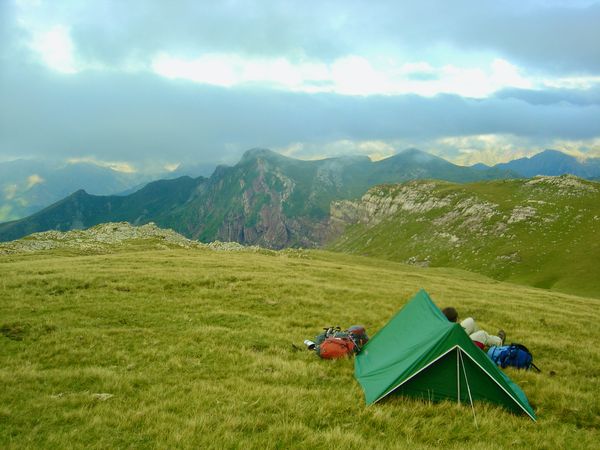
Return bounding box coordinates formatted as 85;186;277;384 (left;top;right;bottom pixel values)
459;349;479;429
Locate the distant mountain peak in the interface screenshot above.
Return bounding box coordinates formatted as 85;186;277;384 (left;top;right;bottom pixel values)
531;149;576;160
494;149;600;178
402;148;436;159
399;147;425;155
241;148;288;162
384;148;441;165
471;162;491;170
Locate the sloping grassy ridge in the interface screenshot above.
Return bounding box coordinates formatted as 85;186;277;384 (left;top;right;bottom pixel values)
1;244;599;448
330;176;600;298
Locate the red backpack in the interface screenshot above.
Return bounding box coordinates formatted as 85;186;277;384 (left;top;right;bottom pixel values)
317;336;356;359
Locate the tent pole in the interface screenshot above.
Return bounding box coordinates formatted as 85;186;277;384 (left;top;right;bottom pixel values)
459;349;479;429
457;348;461;405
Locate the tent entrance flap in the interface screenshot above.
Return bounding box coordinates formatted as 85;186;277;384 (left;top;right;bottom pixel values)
384;347;484;404
379;346;532;417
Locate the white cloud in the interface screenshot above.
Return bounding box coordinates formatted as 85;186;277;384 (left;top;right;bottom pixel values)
435;136;532;166
164;163;180;172
549;138;600;159
0;205;13;222
66;157;137;173
11;3;599;100
26;173;44;189
330;56;388;95
152;53;239;87
490;59;532;89
148;52;544;98
540;75;600;90
151;53;332;91
3;184;18;200
276;139;397;161
27;25;78;73
400;61;436;75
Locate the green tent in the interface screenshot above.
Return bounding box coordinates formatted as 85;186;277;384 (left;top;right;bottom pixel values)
355;289;536;421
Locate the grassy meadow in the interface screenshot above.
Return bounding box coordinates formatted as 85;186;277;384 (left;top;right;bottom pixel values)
1;245;599;448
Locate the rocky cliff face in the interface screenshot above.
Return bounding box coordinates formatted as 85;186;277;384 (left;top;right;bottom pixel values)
216;157;292;245
331;181;455;229
174;150;336;248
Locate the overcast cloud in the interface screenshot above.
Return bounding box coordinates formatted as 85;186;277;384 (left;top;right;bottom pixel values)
1;0;599;168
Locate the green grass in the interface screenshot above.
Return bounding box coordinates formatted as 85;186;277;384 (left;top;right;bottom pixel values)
1;245;599;448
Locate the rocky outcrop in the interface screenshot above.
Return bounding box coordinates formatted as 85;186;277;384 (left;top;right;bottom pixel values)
0;222;264;255
330;182;454;230
525;174;598;195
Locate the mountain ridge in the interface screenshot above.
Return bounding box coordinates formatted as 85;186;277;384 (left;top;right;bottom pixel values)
0;148;515;246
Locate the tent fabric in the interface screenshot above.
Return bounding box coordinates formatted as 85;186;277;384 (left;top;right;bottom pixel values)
354;289;536;420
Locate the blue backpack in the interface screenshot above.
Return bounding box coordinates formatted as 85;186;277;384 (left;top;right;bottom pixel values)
487;343;541;372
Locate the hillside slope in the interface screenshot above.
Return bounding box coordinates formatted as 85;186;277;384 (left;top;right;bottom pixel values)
1;241;598;448
0;148;515;247
329;175;600;298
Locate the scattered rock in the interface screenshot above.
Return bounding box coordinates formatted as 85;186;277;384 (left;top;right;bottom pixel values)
508;206;537;224
525;174;598;195
406;256;430;267
496;252;521;263
435;232;460;244
204;240;262;252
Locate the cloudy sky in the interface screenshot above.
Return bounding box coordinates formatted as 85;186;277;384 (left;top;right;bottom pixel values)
1;0;600;171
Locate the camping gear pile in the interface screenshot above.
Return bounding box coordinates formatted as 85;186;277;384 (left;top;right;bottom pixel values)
306;325;369;359
303;289;538;421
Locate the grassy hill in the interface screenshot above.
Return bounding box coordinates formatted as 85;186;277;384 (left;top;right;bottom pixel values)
1;239;599;448
329;175;600;299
